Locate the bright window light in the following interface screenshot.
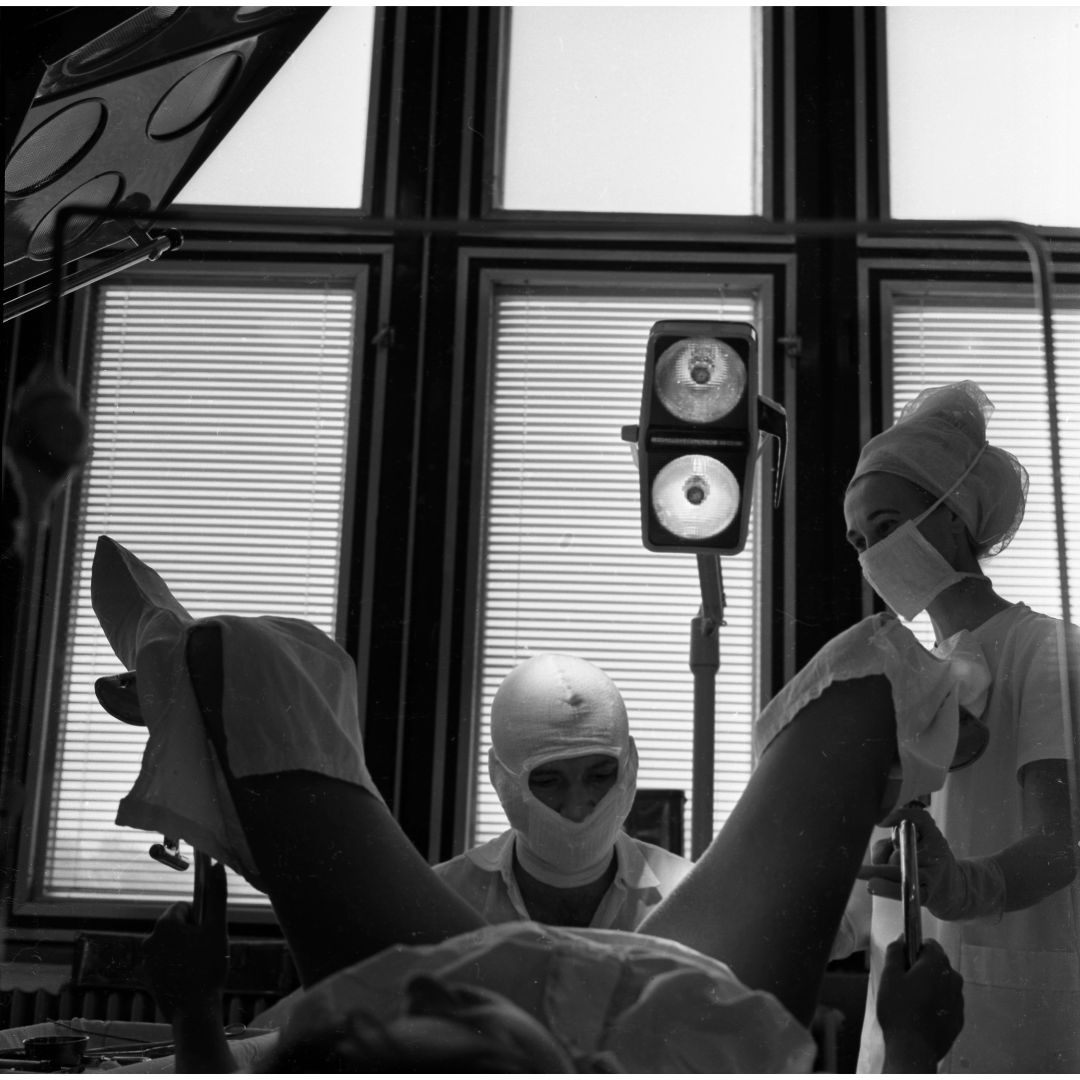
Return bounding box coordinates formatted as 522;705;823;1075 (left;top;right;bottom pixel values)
174;7;375;209
500;7;760;216
887;8;1080;227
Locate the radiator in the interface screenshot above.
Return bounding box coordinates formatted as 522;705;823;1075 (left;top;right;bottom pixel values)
1;986;279;1031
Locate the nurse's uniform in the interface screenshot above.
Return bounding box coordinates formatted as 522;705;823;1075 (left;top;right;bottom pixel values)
858;604;1080;1073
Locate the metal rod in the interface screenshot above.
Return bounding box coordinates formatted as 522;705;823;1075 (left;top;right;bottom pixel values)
192;850;211;924
691;554;725;859
1007;229;1079;995
896;819;922;970
5;233;177;322
38;203;1079;241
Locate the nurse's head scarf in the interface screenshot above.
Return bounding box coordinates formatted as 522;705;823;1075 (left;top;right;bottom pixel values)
488;653;638;887
848;381;1028;558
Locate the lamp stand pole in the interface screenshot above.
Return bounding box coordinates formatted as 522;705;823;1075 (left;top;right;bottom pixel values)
690;554;726;859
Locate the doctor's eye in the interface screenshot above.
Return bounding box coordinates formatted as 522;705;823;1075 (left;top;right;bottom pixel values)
528;772;560;789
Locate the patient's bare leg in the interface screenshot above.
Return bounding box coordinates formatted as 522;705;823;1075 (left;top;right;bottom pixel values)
186;624;484;990
638;674;896;1027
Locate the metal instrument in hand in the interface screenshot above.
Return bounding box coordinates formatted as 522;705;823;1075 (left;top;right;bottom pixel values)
895;818;922;969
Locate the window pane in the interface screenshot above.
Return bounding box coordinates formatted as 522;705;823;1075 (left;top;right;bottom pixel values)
474;288;762;849
173;7;375;209
45;284;358;904
500;8;760;215
887;291;1080;648
887;9;1080;227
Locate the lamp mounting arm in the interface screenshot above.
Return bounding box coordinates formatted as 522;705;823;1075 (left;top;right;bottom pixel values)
757;395;787;509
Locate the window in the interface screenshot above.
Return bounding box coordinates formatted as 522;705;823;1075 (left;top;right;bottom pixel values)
886;8;1080;227
883;285;1080;647
499;7;761;216
173;7;377;209
472;283;764;847
41;282;359;904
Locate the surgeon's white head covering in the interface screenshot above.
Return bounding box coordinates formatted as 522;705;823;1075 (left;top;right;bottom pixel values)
488;653;639;888
848;381;1028;558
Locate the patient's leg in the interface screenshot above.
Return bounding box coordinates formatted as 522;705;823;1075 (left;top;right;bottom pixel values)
639;674;896;1027
186;624;484;990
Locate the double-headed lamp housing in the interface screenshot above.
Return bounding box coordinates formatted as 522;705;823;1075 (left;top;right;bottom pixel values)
621;320;786;555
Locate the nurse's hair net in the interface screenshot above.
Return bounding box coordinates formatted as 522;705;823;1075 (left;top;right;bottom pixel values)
849;381;1028;558
490;653;631;776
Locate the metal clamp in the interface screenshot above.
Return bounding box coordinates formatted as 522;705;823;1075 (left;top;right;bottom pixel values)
149;837;189;872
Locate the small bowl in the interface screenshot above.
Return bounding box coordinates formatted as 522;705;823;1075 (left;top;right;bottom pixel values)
23;1035;90;1067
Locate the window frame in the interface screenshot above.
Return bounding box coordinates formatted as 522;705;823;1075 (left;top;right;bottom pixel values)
447;255;793;856
869;8;1080;244
480;7;783;227
12;5;1075;949
165;8;388;223
12;258;375;925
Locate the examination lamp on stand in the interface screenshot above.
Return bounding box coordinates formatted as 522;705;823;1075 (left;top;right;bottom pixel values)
622;322;786;859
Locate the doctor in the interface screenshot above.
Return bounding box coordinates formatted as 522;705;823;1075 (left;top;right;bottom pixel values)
435;653;693;929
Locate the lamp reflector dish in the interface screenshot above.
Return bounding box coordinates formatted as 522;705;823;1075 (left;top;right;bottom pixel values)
654;337;746;423
652;455;740;539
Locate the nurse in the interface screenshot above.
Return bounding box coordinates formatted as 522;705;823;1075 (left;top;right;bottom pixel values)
434;653;693;928
842;381;1080;1072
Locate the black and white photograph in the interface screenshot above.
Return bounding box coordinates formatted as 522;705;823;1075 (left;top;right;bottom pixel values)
1;4;1078;1072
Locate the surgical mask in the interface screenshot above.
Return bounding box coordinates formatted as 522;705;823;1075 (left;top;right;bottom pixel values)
858;448;986;621
489;742;638;888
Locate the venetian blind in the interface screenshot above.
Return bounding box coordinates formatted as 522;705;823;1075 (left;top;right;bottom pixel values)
888;293;1080;648
44;285;357;904
473;289;762;848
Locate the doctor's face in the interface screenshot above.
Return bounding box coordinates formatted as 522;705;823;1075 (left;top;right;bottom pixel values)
528;753;618;822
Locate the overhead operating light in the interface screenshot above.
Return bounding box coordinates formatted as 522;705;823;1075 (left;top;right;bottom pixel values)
4;6;326;299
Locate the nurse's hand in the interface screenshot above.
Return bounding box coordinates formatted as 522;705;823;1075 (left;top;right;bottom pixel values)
857;805;965;920
878;937;964;1072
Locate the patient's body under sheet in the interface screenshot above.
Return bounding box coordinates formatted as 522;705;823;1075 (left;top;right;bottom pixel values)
277;921;817;1073
754;614;991;810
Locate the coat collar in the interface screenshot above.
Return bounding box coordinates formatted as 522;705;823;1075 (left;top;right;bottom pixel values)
465;828;661;891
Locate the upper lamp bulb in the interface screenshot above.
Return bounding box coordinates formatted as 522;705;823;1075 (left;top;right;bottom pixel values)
652;455;740;539
654;337;747;423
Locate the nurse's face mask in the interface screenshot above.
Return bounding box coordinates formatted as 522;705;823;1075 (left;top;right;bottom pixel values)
847;453;985;622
